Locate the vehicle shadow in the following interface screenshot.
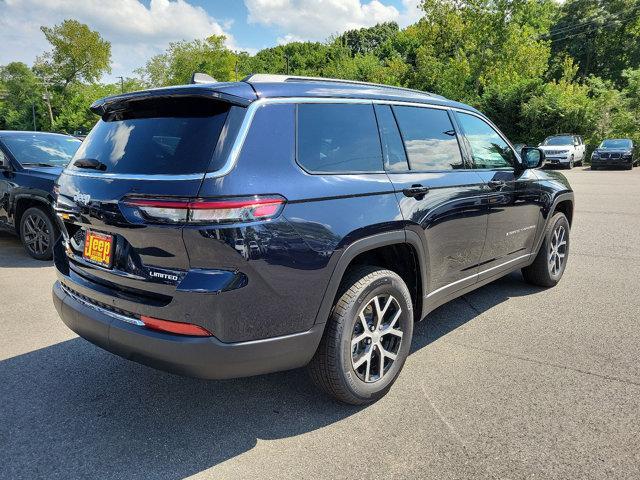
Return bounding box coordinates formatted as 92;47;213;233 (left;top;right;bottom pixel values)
0;272;542;479
0;231;52;268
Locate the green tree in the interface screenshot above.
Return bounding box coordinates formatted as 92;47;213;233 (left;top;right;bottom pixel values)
138;35;237;87
0;62;44;130
36;19;111;91
550;0;640;85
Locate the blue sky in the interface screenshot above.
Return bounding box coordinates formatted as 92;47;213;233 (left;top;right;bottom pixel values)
0;0;423;81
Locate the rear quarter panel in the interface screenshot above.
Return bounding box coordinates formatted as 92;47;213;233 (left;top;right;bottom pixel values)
187;103;404;341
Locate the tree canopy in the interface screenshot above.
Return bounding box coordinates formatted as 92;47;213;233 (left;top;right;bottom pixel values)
1;1;639;151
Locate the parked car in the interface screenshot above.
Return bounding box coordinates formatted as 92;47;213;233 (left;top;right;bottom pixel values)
0;131;81;259
591;138;636;170
52;75;573;404
538;134;586;169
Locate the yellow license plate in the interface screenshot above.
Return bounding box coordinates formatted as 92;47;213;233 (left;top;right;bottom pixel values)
83;231;114;268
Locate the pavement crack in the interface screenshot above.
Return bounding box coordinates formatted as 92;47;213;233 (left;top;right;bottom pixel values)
445;340;640;388
420;386;497;480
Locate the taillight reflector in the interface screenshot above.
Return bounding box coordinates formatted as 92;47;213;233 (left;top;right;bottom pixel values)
124;196;285;224
141;315;213;337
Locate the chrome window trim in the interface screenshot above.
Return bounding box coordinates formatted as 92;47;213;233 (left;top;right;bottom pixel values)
61;97;478;181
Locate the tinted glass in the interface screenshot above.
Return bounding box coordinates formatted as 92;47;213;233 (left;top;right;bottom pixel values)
297;103;383;173
601;139;632;149
70;100;229;175
2;133;81;167
543;136;573;146
456;112;515;169
374;104;408;171
393;106;463;170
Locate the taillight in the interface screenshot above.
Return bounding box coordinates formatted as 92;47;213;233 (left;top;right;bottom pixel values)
141;315;213;336
123;195;286;224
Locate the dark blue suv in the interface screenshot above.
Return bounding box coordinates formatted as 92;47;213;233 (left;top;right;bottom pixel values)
0;131;81;259
52;75;574;404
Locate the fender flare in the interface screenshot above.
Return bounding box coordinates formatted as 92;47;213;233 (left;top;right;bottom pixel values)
532;191;574;255
313;229;428;325
11;192;55;226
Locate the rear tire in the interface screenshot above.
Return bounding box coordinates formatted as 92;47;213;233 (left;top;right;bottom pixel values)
19;206;57;260
308;266;414;405
522;213;570;287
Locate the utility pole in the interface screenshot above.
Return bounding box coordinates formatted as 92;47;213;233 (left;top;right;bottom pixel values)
32;104;37;131
285;55;290;75
39;77;55;130
235;61;239;81
117;76;124;94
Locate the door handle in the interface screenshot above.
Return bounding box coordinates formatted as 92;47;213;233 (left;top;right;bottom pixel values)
488;180;506;190
402;185;429;198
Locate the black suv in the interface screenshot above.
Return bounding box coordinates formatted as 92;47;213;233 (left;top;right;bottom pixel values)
52;75;574;404
0;131;81;259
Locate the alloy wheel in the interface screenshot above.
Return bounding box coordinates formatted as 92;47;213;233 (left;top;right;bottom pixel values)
351;294;403;383
548;225;567;276
22;213;50;256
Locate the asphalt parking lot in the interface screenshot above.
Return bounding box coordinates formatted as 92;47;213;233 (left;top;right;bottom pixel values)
1;167;639;480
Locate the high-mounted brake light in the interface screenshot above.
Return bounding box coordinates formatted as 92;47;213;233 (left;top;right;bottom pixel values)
124;196;286;224
140;315;213;336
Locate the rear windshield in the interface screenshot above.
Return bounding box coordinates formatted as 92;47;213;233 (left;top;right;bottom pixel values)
600;139;632;149
69;98;229;175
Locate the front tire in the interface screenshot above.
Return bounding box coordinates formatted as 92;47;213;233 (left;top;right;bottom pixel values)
522;213;570;287
308;266;414;405
19;206;56;260
567;156;574;169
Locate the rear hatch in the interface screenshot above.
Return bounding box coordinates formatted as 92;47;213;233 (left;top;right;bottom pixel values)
55;89;251;307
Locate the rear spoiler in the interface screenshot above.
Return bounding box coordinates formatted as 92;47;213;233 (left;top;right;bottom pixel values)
90;85;254;118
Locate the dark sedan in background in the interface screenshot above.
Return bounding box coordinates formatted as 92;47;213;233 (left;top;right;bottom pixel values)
0;131;81;259
591;138;636;170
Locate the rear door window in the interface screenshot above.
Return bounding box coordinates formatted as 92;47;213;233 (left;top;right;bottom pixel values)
69;98;229;175
297;103;383;173
374;104;409;172
392;106;464;171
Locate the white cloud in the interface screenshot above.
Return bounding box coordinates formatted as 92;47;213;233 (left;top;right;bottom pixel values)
0;0;236;81
398;0;424;27
245;0;401;41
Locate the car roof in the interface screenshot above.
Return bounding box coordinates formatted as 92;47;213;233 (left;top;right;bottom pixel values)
91;74;480;116
0;131;80;141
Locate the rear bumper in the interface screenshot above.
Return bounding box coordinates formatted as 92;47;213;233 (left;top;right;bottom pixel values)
53;281;324;379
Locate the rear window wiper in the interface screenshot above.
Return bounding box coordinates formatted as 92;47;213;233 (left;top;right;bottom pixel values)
73;158;107;171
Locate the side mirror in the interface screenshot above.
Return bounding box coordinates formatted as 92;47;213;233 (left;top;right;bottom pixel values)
0;158;11;171
521;147;545;169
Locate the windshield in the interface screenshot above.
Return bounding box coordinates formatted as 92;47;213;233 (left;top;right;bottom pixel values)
543;136;574;146
70;98;229;175
2;133;81;167
600;139;632;149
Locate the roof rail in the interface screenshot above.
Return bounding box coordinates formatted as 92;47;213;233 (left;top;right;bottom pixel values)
242;74;441;98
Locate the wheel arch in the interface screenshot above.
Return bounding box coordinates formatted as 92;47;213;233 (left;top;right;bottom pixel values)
14;194;55;233
313;230;428;326
531;192;574;257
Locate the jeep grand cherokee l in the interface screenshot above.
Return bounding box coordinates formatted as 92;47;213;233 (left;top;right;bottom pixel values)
52;75;574;405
